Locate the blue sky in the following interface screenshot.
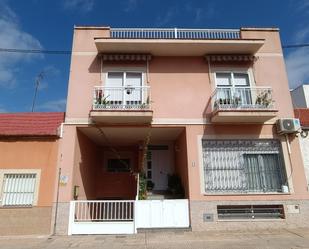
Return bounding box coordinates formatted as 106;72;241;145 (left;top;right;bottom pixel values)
0;0;308;112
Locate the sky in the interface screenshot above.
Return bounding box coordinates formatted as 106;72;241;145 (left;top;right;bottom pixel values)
0;0;308;113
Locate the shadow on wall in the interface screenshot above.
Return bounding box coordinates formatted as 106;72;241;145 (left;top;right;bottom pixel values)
76;129;99;200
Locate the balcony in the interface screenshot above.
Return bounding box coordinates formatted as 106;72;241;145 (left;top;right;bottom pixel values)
94;28;265;56
210;87;278;123
90;86;153;124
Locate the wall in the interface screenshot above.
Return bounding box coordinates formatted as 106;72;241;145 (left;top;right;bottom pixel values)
291;85;309;108
175;130;189;198
0;138;59;235
299;133;309;189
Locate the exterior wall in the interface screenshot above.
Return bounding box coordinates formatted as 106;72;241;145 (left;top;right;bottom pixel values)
298;132;309;189
59;27;309;233
291;85;309;108
66;28;294;122
184;123;309;230
0;138;59;235
190;200;309;231
175;130;189;198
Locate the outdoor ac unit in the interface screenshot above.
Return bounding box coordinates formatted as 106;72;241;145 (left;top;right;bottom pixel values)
277;118;301;134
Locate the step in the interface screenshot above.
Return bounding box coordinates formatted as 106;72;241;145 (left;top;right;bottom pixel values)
137;227;192;233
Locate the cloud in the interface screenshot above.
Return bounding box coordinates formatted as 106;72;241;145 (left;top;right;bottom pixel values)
38;99;67;112
285;48;309;89
185;2;215;23
36;65;61;91
0;1;42;88
156;2;216;26
123;0;140;12
156;6;179;26
63;0;95;13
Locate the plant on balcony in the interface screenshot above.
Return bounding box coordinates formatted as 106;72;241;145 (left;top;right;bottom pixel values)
255;90;272;108
95;92;110;107
140;96;150;109
214;97;241;109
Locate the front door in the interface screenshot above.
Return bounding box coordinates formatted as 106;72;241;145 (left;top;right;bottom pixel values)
147;145;173;191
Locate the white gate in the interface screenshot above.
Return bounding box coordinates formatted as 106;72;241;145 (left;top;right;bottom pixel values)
68;200;135;235
135;199;189;228
68;199;190;235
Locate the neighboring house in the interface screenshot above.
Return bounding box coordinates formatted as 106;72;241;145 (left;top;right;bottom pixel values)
295;108;309;190
0;112;64;235
56;26;309;235
291;84;309;108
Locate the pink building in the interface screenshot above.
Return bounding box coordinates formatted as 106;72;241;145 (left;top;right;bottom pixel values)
56;27;309;235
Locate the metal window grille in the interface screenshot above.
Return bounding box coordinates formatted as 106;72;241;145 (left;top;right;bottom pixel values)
1;173;36;206
217;205;285;220
202;139;286;193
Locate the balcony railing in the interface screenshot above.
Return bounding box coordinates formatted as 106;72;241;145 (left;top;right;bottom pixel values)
110;28;240;40
93;86;151;110
211;87;274;111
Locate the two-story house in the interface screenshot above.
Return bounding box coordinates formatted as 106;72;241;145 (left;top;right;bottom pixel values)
56;26;309;235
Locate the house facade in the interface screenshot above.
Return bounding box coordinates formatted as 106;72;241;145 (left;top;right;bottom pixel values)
0;112;64;235
56;26;309;235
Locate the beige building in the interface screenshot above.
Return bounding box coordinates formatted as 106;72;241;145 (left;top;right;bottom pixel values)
0;112;64;235
53;26;309;235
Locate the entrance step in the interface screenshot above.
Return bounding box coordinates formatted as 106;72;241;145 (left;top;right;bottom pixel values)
146;190;183;200
137;227;192;233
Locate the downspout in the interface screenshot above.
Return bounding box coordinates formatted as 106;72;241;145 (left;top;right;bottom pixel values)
52;167;61;235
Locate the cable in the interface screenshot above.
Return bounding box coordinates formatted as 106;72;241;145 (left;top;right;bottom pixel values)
282;43;309;49
0;48;71;54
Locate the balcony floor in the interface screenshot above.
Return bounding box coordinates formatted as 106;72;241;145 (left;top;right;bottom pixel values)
210;109;278;123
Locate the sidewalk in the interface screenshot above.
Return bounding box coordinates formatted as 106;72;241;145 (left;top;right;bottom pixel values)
1;228;309;249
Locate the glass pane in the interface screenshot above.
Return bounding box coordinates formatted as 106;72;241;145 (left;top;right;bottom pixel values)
106;72;123;87
234;73;249;86
202;139;286;193
125;73;142;104
107;159;130;172
126;73;142;87
105;72;123;104
216;73;232;86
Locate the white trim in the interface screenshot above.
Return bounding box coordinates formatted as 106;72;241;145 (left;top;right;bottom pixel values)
0;169;41;206
197;135;293;196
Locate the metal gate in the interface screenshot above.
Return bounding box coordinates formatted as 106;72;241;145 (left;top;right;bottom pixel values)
135;199;190;228
68;199;190;235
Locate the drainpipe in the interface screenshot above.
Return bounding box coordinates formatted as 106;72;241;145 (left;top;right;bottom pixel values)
52;167;61;235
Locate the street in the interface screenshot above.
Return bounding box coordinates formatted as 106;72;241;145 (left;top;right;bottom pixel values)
1;228;309;249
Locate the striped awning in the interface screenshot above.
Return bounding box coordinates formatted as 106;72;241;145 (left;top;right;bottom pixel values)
205;54;256;62
101;54;152;61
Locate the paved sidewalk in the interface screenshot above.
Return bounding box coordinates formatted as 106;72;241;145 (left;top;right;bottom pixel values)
1;228;309;249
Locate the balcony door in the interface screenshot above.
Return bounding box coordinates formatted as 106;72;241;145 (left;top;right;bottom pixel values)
215;72;252;107
105;72;143;108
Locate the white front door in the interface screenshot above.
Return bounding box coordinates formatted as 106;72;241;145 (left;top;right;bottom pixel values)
147;145;173;191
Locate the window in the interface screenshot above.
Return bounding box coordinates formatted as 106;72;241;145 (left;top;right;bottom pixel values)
0;171;40;207
202;139;287;193
217;205;285;220
105;72;143;106
214;71;253;107
107;159;131;172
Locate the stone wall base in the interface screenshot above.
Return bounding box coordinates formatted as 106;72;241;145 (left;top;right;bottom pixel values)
0;206;52;236
190;200;309;231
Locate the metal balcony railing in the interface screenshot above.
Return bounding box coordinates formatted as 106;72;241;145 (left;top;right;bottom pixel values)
211;87;274;111
110;28;240;40
93;86;151;110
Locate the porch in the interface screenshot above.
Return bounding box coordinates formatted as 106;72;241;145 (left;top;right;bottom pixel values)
69;126;190;234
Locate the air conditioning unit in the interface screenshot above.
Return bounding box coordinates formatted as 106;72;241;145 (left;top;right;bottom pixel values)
277;118;301;134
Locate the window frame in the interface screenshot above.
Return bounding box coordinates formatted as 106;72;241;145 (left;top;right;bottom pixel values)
197;137;291;196
106;158;131;173
0;169;41;207
214;69;254;88
103;67;146;88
